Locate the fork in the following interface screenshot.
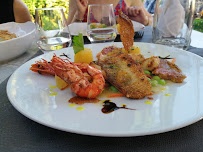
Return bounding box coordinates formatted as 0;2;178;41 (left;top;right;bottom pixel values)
134;31;144;38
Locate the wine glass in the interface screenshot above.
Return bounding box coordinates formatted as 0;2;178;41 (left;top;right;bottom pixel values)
86;4;117;43
35;7;72;53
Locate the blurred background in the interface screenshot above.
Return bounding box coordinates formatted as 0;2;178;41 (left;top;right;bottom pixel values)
22;0;69;20
22;0;203;33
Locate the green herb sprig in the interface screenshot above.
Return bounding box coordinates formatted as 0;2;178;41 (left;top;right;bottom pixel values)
73;33;84;54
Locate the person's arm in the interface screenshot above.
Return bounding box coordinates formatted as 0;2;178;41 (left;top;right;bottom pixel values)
67;0;88;24
125;0;153;25
13;0;32;23
67;0;77;24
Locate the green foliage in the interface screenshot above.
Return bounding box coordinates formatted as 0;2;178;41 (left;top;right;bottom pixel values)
193;19;203;33
41;16;59;31
22;0;69;20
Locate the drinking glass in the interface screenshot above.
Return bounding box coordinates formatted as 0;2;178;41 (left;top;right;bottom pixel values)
152;0;196;50
87;4;117;43
35;7;72;53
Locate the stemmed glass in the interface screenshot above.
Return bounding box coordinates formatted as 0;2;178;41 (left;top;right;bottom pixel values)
35;7;72;53
86;4;117;43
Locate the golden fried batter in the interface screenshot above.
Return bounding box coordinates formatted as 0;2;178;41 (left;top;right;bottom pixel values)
98;47;151;99
117;10;134;51
141;56;160;71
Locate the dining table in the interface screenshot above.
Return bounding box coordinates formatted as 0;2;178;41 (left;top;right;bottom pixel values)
0;26;203;152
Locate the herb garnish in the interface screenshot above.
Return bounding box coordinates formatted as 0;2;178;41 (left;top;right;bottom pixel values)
60;53;71;59
73;33;84;54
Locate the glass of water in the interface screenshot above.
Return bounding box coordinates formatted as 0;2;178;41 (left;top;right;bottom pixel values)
87;4;117;43
35;7;72;53
152;0;196;50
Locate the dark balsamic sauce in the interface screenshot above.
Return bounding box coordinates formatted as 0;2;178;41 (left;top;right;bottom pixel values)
60;53;71;59
101;100;136;114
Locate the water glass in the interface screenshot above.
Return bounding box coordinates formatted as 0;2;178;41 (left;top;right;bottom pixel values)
35;7;72;53
152;0;196;50
87;4;117;43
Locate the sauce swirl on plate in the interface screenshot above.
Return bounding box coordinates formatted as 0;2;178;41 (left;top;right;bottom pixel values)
102;100;136;114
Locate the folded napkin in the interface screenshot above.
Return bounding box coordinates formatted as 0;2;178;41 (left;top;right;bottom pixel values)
157;0;185;37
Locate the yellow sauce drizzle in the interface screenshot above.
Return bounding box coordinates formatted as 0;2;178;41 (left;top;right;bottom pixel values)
161;88;167;91
48;83;52;85
69;104;76;107
76;107;85;111
49;90;53;92
165;93;171;96
49;93;58;96
49;86;57;89
151;85;167;94
145;101;153;104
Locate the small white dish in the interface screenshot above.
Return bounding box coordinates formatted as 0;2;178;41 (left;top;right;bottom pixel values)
0;21;35;62
7;42;203;137
68;21;145;36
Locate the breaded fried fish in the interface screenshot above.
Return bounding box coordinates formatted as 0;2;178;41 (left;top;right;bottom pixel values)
97;47;151;99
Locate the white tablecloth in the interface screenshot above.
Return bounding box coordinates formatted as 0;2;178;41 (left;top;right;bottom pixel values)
190;30;203;48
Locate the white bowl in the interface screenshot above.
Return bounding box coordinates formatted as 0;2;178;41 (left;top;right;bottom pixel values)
68;21;145;36
0;21;35;62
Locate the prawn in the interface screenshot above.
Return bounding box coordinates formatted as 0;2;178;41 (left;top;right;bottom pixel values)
71;62;105;98
30;60;55;75
30;54;105;98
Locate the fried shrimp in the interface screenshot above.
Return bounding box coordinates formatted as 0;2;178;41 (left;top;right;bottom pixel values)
141;56;160;71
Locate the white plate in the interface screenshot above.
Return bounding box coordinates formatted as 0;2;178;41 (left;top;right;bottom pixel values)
7;42;203;137
68;21;145;36
0;22;35;62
